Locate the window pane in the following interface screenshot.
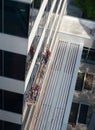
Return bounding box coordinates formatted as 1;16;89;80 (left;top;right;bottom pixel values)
4;0;29;37
4;121;21;130
82;47;88;60
3;90;23;114
84;73;93;90
0;50;2;75
75;72;85;91
0;90;2;109
4;51;26;81
0;120;3;130
69;103;79;124
0;0;2;32
88;48;95;61
78;104;88;124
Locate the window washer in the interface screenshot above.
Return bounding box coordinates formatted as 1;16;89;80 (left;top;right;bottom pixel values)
29;45;35;61
44;48;51;64
33;89;38;101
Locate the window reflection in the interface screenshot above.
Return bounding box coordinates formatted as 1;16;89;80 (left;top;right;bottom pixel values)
4;51;26;81
4;0;29;37
0;50;26;81
82;47;88;60
84;73;93;90
4;90;23;114
0;0;2;32
75;72;85;91
4;121;21;130
78;104;88;124
0;90;2;109
0;50;2;75
88;48;95;61
0;90;23;114
69;103;79;124
0;120;21;130
82;47;95;64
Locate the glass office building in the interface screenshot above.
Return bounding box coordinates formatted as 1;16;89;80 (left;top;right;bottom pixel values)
0;0;95;130
0;0;67;129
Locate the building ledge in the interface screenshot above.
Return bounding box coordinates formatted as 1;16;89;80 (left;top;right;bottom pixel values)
59;16;95;40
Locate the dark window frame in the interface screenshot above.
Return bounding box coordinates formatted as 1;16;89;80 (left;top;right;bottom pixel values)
81;47;95;64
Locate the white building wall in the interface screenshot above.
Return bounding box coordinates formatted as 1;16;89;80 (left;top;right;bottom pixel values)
0;110;22;125
0;77;25;94
0;33;28;55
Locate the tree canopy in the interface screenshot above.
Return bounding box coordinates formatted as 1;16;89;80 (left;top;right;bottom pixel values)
73;0;95;20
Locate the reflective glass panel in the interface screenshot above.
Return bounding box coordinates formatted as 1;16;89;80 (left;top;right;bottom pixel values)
4;0;29;37
0;90;2;109
78;104;88;124
0;0;2;32
0;120;2;130
88;48;95;61
3;90;23;114
0;50;2;75
82;47;88;60
69;103;79;124
4;121;21;130
4;51;26;81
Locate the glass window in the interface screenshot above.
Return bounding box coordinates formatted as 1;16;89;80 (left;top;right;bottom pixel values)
78;104;88;124
4;0;29;37
75;72;85;91
0;90;2;109
69;103;79;124
0;0;2;32
88;48;95;61
82;47;88;60
84;73;93;90
3;90;23;114
4;121;21;130
0;50;2;75
4;51;26;81
0;120;3;130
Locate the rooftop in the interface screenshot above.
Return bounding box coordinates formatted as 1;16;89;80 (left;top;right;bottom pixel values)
59;16;95;40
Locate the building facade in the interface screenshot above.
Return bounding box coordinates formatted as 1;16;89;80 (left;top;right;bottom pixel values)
0;0;32;129
0;0;67;129
1;0;95;130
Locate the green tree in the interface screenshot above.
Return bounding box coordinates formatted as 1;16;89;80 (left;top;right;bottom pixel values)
34;0;41;9
73;0;95;20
